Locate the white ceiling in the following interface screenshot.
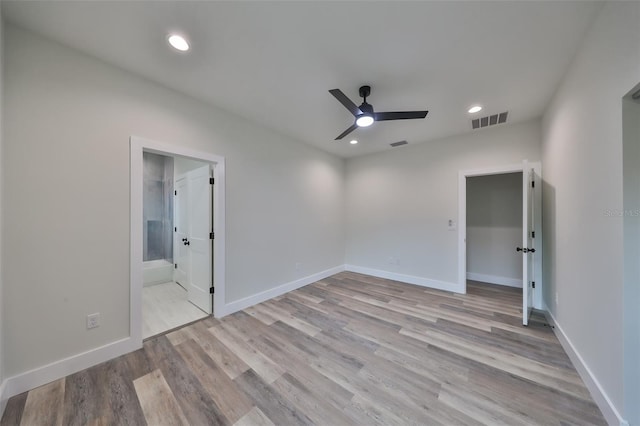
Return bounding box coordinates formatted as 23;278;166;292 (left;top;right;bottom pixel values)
2;1;602;158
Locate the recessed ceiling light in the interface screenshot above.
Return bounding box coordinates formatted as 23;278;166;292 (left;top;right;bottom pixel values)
468;105;482;114
168;34;189;52
350;140;358;145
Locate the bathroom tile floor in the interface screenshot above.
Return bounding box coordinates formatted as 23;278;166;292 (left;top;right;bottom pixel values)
142;281;209;339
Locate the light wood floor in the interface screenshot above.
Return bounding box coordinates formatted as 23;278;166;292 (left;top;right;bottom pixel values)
143;281;208;339
2;272;605;425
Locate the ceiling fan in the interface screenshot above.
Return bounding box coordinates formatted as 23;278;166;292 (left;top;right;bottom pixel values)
329;85;429;140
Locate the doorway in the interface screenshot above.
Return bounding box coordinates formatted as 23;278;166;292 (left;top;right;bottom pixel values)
140;154;213;338
130;137;226;345
458;161;542;325
466;172;523;288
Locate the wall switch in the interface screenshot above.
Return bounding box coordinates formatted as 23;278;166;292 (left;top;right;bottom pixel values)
87;313;100;329
448;219;457;231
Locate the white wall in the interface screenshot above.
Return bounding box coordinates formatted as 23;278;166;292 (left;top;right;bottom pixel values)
622;93;640;425
467;173;522;287
2;25;345;378
541;2;640;424
345;120;540;289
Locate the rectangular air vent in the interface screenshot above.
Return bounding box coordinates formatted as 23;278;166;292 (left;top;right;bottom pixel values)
390;140;408;147
472;111;508;129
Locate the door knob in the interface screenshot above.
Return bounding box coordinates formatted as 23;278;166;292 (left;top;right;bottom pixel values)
516;247;536;253
182;238;187;242
184;241;190;246
516;247;524;252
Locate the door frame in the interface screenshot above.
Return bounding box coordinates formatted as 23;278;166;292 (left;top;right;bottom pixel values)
457;161;542;309
130;136;226;345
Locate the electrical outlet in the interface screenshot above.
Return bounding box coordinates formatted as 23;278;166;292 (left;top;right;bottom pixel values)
387;257;398;265
87;313;100;329
448;219;457;231
295;262;301;271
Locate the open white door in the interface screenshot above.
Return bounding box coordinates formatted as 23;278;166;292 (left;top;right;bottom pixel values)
174;176;190;288
521;161;536;325
187;165;213;314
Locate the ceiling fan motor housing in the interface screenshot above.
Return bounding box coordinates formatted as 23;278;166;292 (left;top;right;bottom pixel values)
359;102;374;115
359;85;371;99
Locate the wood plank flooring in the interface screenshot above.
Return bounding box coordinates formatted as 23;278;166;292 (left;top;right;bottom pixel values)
1;272;605;425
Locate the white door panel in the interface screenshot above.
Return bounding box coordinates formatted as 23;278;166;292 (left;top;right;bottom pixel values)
174;176;189;288
187;165;213;314
522;161;535;325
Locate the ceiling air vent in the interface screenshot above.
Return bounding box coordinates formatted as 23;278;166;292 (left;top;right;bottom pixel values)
390;140;408;147
472;111;508;129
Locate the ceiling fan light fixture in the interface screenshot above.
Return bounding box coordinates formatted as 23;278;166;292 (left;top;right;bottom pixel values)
350;140;358;145
468;105;482;114
168;34;190;52
356;114;374;127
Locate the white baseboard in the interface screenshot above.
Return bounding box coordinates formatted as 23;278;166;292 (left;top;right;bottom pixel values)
345;264;464;293
543;306;628;426
0;380;7;419
0;266;344;405
221;265;345;316
1;337;141;402
466;272;522;288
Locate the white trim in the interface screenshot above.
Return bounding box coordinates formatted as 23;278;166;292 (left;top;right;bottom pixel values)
458;162;543;307
1;337;138;401
458;163;523;294
543;307;628;426
0;380;7;417
345;265;464;293
130;136;227;341
466;272;522;288
0;263;335;403
220;265;345;316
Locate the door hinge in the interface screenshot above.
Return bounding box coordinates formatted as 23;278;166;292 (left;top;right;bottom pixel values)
531;281;536;289
175;190;177;196
531;181;535;188
531;231;535;238
210;232;215;239
209;287;215;294
174;227;177;232
174;263;177;269
210;178;215;185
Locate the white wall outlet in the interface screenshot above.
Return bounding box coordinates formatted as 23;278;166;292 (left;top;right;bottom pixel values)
87;313;100;329
448;219;457;231
387;256;398;265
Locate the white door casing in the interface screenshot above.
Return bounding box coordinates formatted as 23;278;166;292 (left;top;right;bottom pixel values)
187;165;213;314
522;161;533;325
130;136;226;349
457;161;543;320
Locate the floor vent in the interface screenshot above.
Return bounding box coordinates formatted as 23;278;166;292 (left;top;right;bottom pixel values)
390;140;408;147
472;111;508;129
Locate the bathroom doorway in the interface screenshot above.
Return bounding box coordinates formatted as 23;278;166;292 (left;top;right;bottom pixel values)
141;153;212;338
130;137;226;344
